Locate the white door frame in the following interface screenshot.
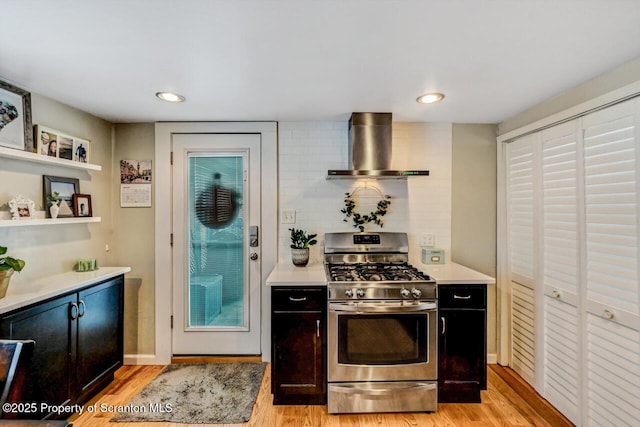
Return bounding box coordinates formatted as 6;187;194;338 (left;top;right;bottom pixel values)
154;122;277;364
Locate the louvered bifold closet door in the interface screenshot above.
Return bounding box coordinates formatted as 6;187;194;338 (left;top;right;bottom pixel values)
541;121;581;425
582;98;640;427
507;134;537;386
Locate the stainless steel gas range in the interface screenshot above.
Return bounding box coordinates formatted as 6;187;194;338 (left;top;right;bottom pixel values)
324;232;438;414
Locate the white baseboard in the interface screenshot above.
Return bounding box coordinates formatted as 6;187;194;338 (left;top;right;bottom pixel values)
487;353;498;364
124;353;161;365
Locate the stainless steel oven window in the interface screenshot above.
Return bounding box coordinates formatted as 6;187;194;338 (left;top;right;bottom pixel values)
338;313;428;365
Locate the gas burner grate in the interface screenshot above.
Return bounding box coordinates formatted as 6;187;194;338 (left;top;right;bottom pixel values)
328;262;431;282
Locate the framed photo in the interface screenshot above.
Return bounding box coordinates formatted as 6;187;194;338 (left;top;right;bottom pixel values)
0;80;33;152
73;137;90;163
43;175;80;218
35;124;91;162
8;195;36;220
72;194;92;217
36;125;60;157
58;135;73;160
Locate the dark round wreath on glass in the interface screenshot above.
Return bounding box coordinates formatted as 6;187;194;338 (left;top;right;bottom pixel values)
341;190;391;232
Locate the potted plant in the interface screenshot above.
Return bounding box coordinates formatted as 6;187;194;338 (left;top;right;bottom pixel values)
0;245;26;298
289;228;318;267
48;191;60;219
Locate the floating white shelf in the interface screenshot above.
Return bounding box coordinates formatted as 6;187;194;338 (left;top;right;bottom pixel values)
0;216;101;228
0;146;102;171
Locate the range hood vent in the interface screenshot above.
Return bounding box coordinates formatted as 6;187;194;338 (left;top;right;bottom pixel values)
327;112;429;179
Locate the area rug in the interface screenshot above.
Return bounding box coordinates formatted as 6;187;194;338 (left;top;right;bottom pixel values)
110;362;266;424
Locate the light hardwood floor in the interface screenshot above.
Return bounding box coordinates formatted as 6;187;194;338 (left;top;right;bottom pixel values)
69;358;573;427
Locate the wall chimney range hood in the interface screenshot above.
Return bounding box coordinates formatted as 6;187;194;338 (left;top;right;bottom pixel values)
326;113;429;179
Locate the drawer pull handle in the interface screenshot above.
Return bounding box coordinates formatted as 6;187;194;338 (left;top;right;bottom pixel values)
289;296;307;302
441;316;446;335
604;309;614;320
552;290;561;299
453;294;471;300
316;320;320;338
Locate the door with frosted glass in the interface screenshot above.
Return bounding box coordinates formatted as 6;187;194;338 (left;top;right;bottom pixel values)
172;133;261;354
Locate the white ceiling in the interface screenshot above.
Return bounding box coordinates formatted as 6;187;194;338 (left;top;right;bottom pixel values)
1;0;639;124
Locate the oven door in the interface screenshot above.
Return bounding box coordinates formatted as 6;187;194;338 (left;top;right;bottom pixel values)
328;301;437;382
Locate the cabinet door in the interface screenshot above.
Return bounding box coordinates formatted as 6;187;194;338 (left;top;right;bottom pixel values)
272;311;325;404
439;309;485;402
0;294;76;416
76;277;123;402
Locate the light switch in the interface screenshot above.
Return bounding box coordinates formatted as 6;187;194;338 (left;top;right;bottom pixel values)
282;210;296;224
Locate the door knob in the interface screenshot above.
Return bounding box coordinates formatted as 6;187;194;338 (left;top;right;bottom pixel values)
250;252;258;261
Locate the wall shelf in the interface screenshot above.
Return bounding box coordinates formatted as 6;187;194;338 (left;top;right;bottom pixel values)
0;216;101;228
0;146;102;171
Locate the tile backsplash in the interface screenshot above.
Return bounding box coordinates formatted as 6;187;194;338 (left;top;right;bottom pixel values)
277;121;452;267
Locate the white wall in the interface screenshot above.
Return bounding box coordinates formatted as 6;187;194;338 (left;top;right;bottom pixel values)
277;121;453;267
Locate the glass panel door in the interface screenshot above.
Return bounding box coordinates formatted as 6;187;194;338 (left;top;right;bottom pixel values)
188;154;246;329
172;133;261;355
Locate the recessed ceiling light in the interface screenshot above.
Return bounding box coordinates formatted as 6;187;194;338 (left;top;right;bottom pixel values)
155;92;185;103
416;93;445;104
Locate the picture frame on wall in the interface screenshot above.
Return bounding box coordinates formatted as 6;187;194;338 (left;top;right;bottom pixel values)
72;194;92;217
43;175;80;218
0;80;33;152
35;124;91;162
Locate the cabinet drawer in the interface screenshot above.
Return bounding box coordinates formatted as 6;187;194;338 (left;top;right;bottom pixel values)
272;287;327;311
439;286;486;309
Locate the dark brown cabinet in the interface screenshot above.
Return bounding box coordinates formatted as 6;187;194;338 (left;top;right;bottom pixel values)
0;275;124;418
271;286;326;405
438;284;487;403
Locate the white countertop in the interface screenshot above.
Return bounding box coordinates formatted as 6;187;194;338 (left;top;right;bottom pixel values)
0;266;131;314
266;262;327;286
266;261;494;287
422;262;495;285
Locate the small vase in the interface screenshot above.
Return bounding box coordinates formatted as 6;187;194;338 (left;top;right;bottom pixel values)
291;248;310;267
0;269;14;298
50;202;60;219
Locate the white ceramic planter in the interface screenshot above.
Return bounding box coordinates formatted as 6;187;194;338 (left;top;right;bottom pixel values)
291;248;310;267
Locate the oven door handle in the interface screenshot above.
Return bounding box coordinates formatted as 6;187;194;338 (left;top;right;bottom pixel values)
330;382;437;396
329;302;437;313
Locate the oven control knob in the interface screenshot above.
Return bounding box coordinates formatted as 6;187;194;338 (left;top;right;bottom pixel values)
411;288;422;299
400;288;411;298
344;288;354;298
356;288;366;298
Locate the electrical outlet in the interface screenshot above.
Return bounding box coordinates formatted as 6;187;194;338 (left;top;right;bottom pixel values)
282;210;296;224
421;232;435;247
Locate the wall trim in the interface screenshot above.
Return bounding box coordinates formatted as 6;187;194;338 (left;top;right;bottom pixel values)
124;354;158;365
